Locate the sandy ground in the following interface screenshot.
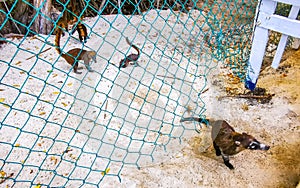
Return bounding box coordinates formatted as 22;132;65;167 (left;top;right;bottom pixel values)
111;48;300;188
0;9;299;188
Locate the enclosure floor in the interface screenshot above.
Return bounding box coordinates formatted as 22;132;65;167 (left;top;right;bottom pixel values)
114;49;300;188
0;10;299;187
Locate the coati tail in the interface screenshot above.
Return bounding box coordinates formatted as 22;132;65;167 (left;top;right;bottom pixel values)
55;25;63;54
125;37;140;57
180;117;209;124
77;24;88;42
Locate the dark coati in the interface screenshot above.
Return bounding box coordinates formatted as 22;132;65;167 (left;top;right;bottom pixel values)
180;117;270;170
70;13;88;43
71;23;88;43
119;37;140;68
55;15;68;37
54;25;96;74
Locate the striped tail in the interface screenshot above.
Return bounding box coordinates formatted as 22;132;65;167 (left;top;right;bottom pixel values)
54;22;67;55
126;37;140;57
180;117;209;125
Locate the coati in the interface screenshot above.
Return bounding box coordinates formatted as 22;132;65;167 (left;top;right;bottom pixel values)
53;5;70;37
119;37;140;68
55;15;68;37
54;25;97;74
180;117;270;170
71;23;88;43
71;14;88;43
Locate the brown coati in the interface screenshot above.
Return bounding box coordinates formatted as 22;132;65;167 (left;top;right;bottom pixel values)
119;37;140;68
55;18;68;37
71;23;88;43
70;14;88;43
54;8;69;37
54;26;97;74
180;117;270;170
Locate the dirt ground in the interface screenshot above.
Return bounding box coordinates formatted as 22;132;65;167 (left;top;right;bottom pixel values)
192;49;300;187
114;49;300;188
0;9;299;187
208;48;300;187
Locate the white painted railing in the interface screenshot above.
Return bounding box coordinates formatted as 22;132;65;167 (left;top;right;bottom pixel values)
245;0;300;90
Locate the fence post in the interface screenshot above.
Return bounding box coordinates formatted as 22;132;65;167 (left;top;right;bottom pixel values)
272;5;300;69
245;0;277;90
246;0;300;90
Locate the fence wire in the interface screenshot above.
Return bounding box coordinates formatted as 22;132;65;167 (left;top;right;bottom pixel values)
0;0;257;186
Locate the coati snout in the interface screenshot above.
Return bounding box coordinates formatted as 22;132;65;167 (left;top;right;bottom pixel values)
180;117;270;170
238;133;270;151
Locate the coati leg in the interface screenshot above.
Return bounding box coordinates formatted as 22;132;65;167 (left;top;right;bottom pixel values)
221;154;234;170
213;141;234;170
83;60;93;72
71;23;88;43
72;61;81;74
213;141;221;156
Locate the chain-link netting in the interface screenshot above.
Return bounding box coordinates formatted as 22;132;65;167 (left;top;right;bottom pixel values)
0;0;257;186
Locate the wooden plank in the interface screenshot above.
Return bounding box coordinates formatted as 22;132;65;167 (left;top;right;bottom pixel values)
245;0;277;90
258;12;300;38
272;5;300;68
270;0;300;6
260;0;278;12
246;26;270;90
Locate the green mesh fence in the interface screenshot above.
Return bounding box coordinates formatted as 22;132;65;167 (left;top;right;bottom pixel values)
0;0;256;186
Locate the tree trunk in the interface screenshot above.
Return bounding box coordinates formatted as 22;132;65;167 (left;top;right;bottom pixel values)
33;0;52;35
0;3;11;35
13;0;30;34
0;1;30;35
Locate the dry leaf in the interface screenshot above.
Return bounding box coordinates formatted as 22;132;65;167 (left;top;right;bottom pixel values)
50;156;58;165
241;103;249;111
33;184;41;188
15;143;20;147
39;112;46;115
15;61;21;65
61;102;68;107
0;89;4;91
67;82;73;86
0;98;5;103
63;147;72;154
281;73;287;77
52;73;58;78
52;91;60;95
227;73;234;78
101;167;110;176
3;104;10;108
12;84;20;88
0;170;6;177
